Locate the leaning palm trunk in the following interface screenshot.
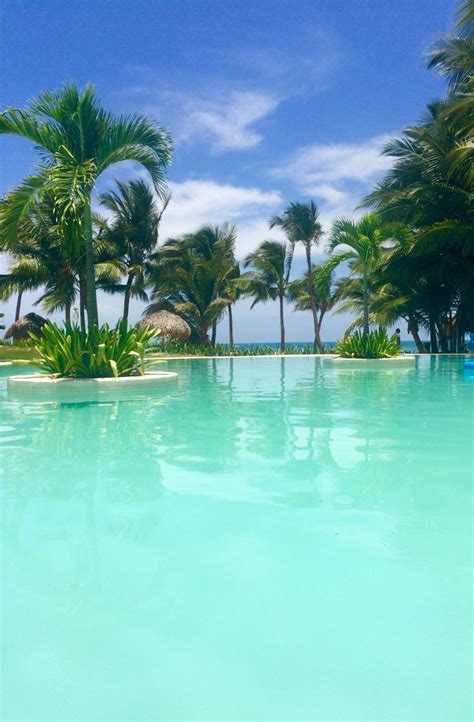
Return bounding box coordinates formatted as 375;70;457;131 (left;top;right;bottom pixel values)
429;316;438;353
83;199;99;329
317;309;326;349
211;321;217;346
408;317;427;353
15;289;23;322
305;244;321;350
65;301;71;326
228;304;234;350
279;292;285;353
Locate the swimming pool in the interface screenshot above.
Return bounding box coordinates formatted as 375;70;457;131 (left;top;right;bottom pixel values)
1;356;472;720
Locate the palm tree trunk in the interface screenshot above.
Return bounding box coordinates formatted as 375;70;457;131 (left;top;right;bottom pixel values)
211;320;217;346
123;271;135;326
228;304;234;351
408;317;426;353
80;301;86;333
455;304;463;352
15;289;23;322
79;272;87;333
429;316;438;353
83;198;99;329
304;243;320;350
317;309;326;349
279;292;285;353
438;319;448;353
65;301;71;326
362;266;370;336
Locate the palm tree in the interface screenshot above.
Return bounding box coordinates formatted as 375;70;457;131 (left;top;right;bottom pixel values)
241;240;288;352
363;101;473;346
0;82;171;328
147;224;237;344
269;201;323;349
287;264;336;347
98;180;168;325
185;224;238;346
223;267;241;350
0;198;78;324
426;0;474;93
327;215;406;336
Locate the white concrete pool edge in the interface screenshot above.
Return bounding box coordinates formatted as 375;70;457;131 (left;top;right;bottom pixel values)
7;370;178;393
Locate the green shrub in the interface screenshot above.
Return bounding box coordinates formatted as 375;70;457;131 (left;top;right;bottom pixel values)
155;340;327;356
335;330;401;359
30;322;159;378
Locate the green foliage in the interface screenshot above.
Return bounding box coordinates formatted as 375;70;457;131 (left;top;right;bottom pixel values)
335;330;401;359
147;224;238;343
0;82;172;328
156;340;324;356
0;344;39;361
97;179;168;323
30;322;159;378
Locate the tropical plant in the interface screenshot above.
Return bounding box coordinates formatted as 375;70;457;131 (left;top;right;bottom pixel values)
0;195;123;328
0;82;172;328
335;329;401;359
287;263;336;347
98;179;169;324
269;201;323;349
147;224;238;344
327;215;407;336
426;0;474;93
362;107;473;349
156;340;320;356
30;321;159;378
360;0;474;350
222;266;241;350
240;240;288;352
1;198;78;322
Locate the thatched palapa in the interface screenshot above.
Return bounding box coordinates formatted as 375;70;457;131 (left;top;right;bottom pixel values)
4;313;48;342
138;310;191;341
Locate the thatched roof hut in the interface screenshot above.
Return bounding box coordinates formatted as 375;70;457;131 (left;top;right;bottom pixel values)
4;313;48;342
138;310;191;341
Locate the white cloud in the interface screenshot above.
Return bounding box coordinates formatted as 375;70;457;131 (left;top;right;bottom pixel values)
160;179;284;257
270;133;395;233
114;87;280;153
184;91;279;151
272;133;393;189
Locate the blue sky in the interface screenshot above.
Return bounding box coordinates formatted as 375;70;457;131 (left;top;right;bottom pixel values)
0;0;455;341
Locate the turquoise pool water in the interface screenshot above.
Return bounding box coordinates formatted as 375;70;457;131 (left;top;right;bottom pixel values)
1;357;472;721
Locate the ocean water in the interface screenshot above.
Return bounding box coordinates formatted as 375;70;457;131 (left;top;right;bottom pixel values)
187;341;421;353
1;356;472;720
234;341;417;353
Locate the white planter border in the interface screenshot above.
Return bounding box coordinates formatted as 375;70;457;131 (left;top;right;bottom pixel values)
7;370;177;394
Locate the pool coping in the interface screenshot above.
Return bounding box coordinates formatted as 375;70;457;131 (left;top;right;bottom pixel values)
7;370;178;392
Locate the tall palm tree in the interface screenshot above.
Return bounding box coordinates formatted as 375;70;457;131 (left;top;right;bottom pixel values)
363;102;473;345
185;224;238;346
287;264;336;347
241;240;288;352
269;201;323;349
0;82;172;328
99;179;168;325
0;198;78;324
222;266;241;350
147;224;237;344
327;215;406;336
426;0;474;93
